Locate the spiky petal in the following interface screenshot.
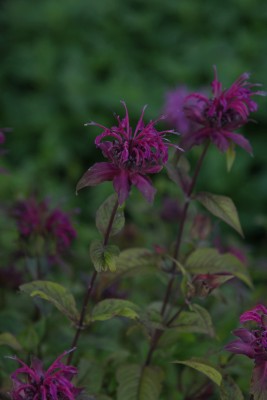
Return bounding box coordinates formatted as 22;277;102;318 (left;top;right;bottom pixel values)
183;66;265;153
77;102;180;204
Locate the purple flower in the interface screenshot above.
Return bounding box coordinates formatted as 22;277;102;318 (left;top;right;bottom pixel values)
11;197;76;257
163;85;203;150
183;67;265;153
225;305;267;361
9;349;82;400
225;305;267;399
46;209;77;253
76;101;179;204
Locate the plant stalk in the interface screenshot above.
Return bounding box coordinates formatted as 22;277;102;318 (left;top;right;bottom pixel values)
67;198;119;364
146;141;210;366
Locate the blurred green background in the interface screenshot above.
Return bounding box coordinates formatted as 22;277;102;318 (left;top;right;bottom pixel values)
1;1;267;396
1;0;267;250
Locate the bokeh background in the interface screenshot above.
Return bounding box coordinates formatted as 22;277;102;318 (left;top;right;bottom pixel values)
1;0;267;397
1;0;267;233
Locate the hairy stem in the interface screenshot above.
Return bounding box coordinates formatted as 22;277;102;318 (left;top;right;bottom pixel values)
67;198;119;364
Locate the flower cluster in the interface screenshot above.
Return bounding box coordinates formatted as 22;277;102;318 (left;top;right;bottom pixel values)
225;305;267;398
11;197;76;257
76;101;178;204
183;67;265;153
9;349;81;400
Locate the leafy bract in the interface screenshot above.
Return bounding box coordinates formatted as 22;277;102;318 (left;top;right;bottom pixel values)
116;364;164;400
195;192;243;237
0;332;22;351
87;299;140;323
20;281;79;323
96;194;125;237
226;144;236;172
185;247;252;287
90;240;120;272
173;359;222;386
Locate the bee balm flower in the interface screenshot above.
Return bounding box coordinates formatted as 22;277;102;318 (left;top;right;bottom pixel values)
76;102;179;204
183;67;265;153
9;349;82;400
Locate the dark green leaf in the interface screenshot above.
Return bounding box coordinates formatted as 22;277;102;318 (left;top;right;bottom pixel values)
170;303;214;337
185;248;252;287
173;359;222;386
89;299;140;322
116;364;164;400
90;240;120;272
20;281;79;323
96;194;125;237
195;192;244;237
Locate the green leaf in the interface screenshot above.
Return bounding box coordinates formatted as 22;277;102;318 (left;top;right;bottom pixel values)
116;364;164;400
0;332;22;351
89;299;140;322
173;359;222;386
226;144;236;172
195;192;244;237
96;194;125;237
219;375;244;400
170;303;214;337
20;281;79;323
90;240;120;272
116;248;159;272
185;247;252;287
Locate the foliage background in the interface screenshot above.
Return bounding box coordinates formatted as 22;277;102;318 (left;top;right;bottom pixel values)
0;0;267;397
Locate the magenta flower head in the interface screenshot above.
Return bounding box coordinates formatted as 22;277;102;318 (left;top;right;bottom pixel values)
11;197;76;258
183;66;265;153
9;349;82;400
76;101;179;204
225;305;267;398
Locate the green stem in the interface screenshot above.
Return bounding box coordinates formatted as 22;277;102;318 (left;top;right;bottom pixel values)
146;141;210;366
161;141;210;316
67;198;119;364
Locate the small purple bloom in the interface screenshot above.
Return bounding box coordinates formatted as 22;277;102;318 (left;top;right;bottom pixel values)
46;209;77;253
163;86;199;135
225;305;267;399
9;349;82;400
11;197;76;258
183;66;265;153
76;101;180;204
